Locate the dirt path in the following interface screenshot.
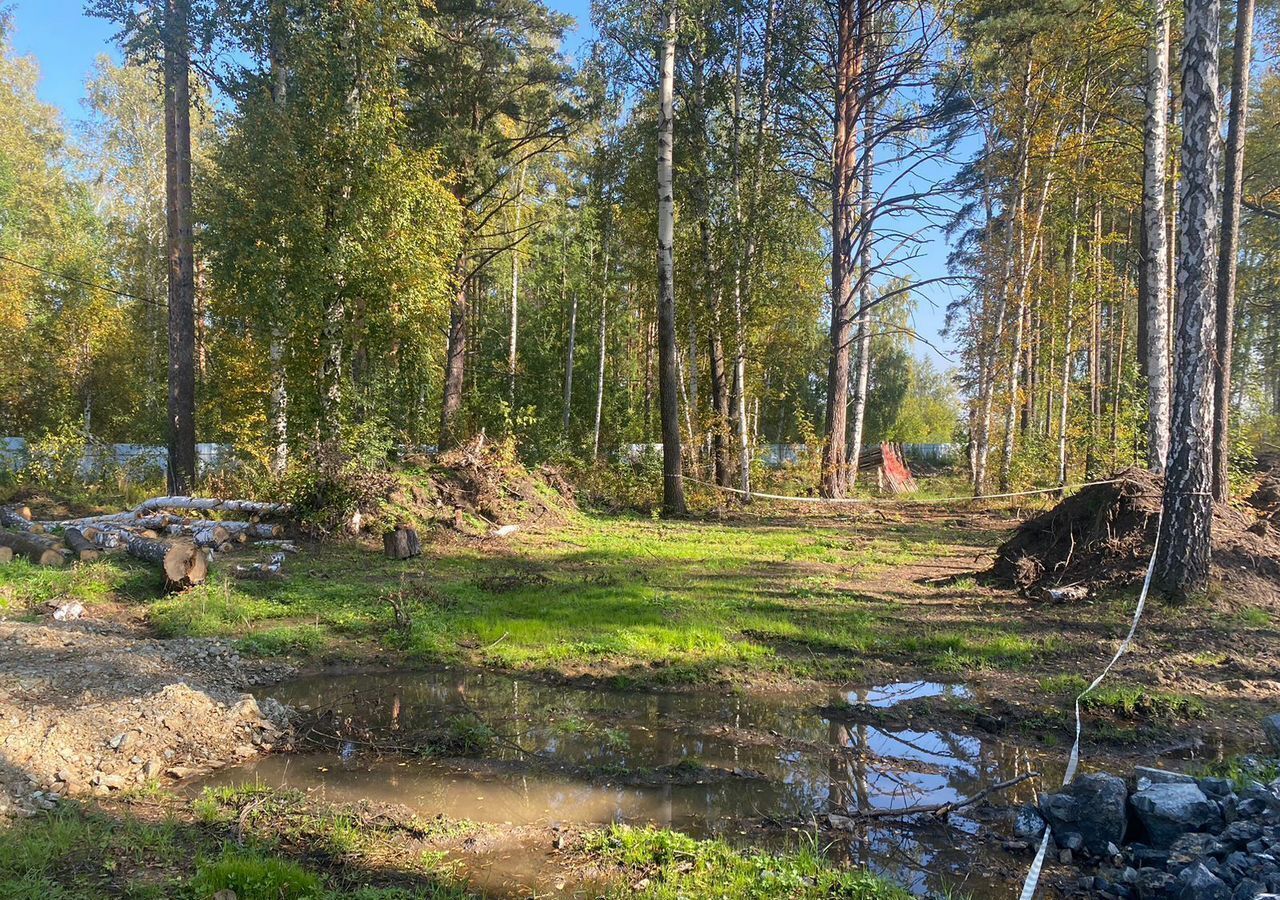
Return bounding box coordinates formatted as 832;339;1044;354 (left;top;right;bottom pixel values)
0;613;293;817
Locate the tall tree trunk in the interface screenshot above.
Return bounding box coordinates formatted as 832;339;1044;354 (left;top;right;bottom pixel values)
847;94;876;486
562;274;578;433
593;237;609;460
1143;0;1173;472
1212;0;1255;501
822;0;862;498
1155;0;1221;599
508;164;527;407
729;0;751;498
163;0;197;495
439;253;468;450
656;4;685;515
268;7;289;474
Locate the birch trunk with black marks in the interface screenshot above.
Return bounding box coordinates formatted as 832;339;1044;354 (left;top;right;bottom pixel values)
1143;0;1172;472
847;96;875;487
1155;0;1221;599
440;253;468;450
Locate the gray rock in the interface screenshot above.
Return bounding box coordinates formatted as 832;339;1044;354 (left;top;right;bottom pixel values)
1199;778;1235;800
1241;798;1268;818
1137;868;1177;900
1168;833;1228;871
1221;821;1263;848
1041;773;1129;857
1014;804;1046;840
1177;863;1231;900
1138;767;1199;790
1232;880;1264;900
1132;783;1223;848
1061;832;1085;852
1263;714;1280;754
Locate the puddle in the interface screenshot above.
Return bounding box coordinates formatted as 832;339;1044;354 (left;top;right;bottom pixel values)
196;671;1057;897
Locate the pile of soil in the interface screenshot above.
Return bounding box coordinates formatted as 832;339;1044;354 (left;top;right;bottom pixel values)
0;618;293;817
991;467;1280;599
1248;472;1280;537
392;435;575;537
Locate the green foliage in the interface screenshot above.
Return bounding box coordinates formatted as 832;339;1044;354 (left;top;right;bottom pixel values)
584;825;910;899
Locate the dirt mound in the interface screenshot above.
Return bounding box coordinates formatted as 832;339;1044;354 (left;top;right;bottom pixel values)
288;435;575;538
992;468;1280;599
421;435;575;533
1248;473;1280;538
0;618;293;817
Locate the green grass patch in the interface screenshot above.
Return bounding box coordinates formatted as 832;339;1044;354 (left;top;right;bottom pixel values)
191;851;324;899
237;624;329;657
584;825;909;899
1038;676;1205;721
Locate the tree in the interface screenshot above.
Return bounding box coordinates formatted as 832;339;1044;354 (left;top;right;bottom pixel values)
403;0;578;450
88;0;205;492
1212;0;1256;500
821;0;864;499
656;2;685;515
1154;0;1221;599
1141;0;1172;473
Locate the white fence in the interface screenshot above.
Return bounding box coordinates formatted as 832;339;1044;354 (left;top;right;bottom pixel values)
0;437;233;478
619;441;959;468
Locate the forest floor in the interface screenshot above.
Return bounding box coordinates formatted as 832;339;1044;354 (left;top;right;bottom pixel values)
1;498;1277;897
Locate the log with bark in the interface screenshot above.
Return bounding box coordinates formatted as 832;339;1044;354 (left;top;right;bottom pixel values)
0;530;67;566
119;532;208;590
0;505;33;530
134;496;291;517
62;527;102;563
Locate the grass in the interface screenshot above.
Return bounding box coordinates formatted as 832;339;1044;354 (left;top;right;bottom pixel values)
0;792;473;900
584;825;910;899
1038;675;1206;721
0;507;1154;688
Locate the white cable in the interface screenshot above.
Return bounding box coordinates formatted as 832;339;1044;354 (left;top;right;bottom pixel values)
1017;508;1163;900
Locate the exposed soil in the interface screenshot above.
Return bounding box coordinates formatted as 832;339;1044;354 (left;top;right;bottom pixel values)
0;612;293;817
990;467;1280;602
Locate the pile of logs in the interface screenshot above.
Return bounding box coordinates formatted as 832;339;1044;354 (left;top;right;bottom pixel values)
0;496;292;590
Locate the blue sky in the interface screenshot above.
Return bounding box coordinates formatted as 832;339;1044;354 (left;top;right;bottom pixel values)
7;0;957;368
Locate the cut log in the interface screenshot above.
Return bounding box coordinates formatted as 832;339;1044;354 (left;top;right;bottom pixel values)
0;531;66;566
0;546;13;563
62;528;102;563
120;533;207;590
134;497;291;517
383;525;421;560
0;505;33;530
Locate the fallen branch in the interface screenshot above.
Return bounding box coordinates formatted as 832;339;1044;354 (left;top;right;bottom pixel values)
825;771;1041;825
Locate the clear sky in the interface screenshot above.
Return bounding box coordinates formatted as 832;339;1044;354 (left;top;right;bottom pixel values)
7;0;957;369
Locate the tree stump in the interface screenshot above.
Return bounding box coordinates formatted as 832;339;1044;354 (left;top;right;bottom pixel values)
383;526;421;560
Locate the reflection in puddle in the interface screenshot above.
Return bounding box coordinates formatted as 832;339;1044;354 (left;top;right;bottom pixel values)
197;671;1052;897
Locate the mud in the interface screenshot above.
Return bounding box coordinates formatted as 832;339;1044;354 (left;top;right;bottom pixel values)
195;670;1117;897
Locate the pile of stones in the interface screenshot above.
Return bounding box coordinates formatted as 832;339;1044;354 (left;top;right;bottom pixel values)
1012;755;1280;899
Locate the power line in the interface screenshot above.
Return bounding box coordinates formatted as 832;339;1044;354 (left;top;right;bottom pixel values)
0;252;163;307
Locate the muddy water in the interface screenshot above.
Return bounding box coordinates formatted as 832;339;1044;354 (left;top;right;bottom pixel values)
198;672;1059;897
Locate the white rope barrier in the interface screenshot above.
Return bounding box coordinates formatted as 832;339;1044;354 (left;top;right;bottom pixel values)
1017;508;1163;900
674;473;1127;506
